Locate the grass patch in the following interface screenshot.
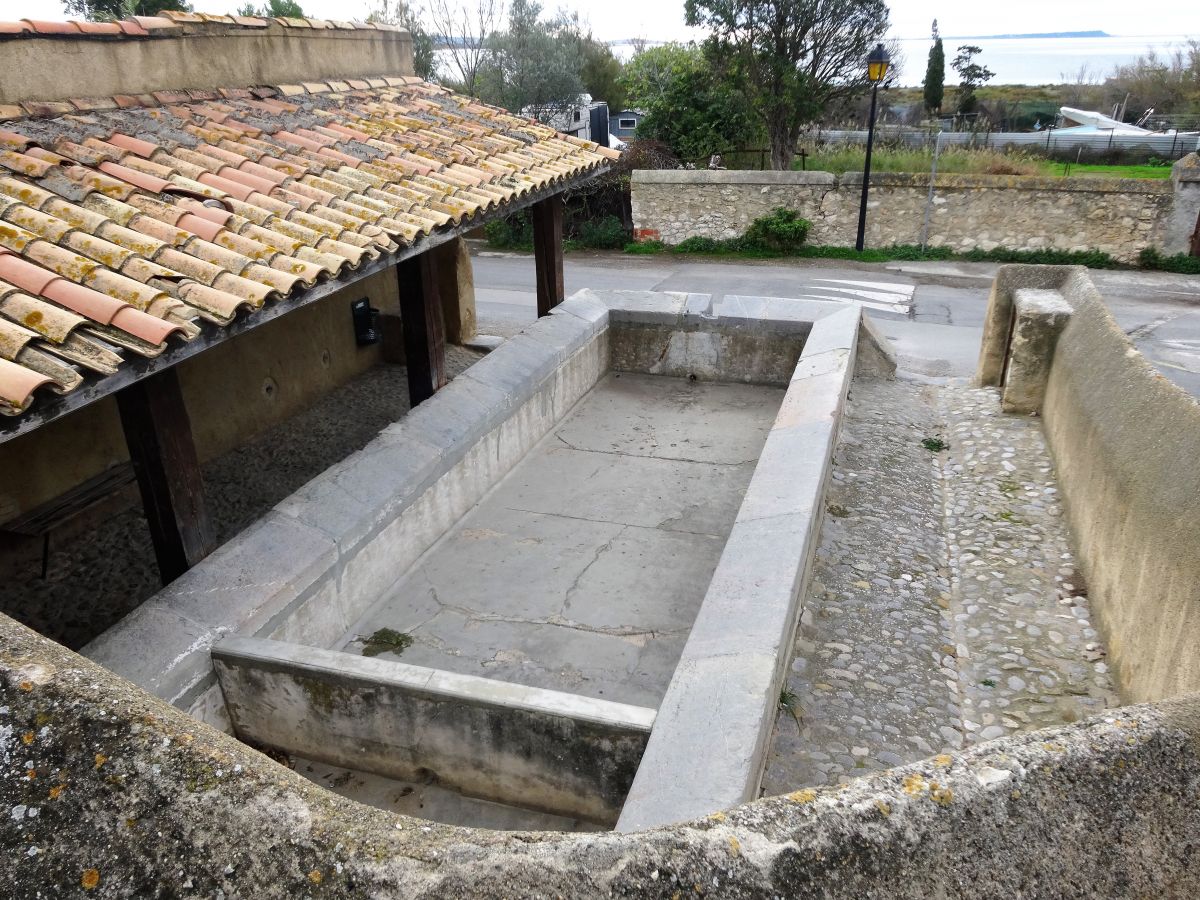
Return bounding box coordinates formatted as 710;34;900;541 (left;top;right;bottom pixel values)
791;146;1171;180
922;437;950;452
1039;161;1173;180
358;627;414;658
794;146;1043;176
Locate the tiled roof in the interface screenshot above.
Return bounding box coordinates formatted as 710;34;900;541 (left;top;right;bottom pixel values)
0;36;618;419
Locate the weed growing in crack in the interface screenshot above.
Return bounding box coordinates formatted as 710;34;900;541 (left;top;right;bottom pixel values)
779;687;804;732
922;437;950;452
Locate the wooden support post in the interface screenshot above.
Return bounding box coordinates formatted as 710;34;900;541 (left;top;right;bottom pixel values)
397;251;447;407
116;368;216;585
531;194;565;316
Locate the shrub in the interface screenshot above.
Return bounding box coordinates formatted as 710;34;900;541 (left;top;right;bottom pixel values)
743;207;811;252
1139;247;1200;274
961;247;1119;268
483;214;533;250
577;215;629;250
674;236;731;254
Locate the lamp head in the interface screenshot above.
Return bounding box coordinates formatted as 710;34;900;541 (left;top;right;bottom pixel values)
867;43;891;83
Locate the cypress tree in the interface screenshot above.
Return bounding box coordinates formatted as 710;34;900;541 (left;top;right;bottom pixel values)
923;20;945;115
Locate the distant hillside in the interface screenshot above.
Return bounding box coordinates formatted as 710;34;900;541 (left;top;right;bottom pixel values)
950;31;1111;40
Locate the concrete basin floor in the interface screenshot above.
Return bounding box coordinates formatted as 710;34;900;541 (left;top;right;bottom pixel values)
340;372;785;708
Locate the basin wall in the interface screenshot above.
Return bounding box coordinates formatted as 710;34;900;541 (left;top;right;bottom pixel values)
213;637;654;824
83;313;611;730
980;265;1200;702
82;290;837;730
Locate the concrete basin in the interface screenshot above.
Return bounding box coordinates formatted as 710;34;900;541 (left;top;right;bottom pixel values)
85;289;895;829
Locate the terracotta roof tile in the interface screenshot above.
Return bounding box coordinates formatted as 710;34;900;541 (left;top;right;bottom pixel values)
116;19;149;36
0;76;614;418
72;20;121;35
21;19;82;35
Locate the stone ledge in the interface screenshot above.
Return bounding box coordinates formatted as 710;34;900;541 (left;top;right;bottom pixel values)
616;306;862;831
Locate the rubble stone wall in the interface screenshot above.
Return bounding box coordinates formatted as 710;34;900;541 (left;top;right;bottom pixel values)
631;169;1175;262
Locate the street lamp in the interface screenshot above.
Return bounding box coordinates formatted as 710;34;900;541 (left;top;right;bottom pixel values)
855;43;891;252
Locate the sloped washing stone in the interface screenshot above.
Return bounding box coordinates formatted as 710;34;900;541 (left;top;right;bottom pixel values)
549;288;611;333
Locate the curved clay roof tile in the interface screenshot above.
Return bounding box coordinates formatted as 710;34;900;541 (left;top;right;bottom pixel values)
0;356;52;412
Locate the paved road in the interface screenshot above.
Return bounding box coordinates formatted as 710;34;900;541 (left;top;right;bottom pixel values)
471;249;1200;393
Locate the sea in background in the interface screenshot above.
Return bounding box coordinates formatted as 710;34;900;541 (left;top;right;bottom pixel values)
893;34;1196;86
600;33;1196;87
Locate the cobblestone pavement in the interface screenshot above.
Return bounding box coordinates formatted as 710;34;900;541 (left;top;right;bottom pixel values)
1;349;482;650
761;377;1116;794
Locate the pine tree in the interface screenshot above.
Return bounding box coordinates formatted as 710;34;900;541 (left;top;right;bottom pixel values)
923;19;945;115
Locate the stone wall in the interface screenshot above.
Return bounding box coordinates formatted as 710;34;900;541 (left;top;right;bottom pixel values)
979;265;1200;703
632;168;1181;262
0;21;413;105
6;609;1200;898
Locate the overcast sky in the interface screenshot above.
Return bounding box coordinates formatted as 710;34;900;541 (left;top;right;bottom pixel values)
10;0;1197;41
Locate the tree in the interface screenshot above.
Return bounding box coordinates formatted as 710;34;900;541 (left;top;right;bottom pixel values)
477;0;585;119
923;19;944;114
581;35;626;112
952;44;994;116
428;0;505;96
236;0;303;15
1102;42;1200;120
368;0;437;81
618;43;762;162
684;0;893;170
63;0;191;18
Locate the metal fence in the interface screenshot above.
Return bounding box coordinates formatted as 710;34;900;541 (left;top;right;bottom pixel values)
810;127;1200;161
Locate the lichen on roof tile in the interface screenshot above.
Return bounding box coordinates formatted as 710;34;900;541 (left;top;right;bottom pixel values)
0;64;614;422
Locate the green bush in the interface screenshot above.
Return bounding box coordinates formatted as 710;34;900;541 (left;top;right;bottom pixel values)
960;247;1119;268
674;236;731;254
483;214;533;250
1139;247;1200;274
577;215;629;250
743;207;811;252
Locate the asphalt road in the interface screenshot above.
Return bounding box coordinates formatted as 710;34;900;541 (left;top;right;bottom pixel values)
470;248;1200;394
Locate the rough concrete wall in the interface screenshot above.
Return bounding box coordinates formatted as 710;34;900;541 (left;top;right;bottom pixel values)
1166;154;1200;254
1024;266;1200;702
0;25;413;104
0;271;398;522
5;611;1200;899
631;170;1173;261
213;638;652;825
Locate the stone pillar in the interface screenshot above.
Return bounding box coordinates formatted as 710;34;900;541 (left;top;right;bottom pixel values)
432;236;477;344
1166;153;1200;256
1001;288;1073;415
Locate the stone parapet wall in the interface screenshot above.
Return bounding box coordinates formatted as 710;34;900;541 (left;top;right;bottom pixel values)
632;168;1180;262
980;265;1200;703
5;610;1200;898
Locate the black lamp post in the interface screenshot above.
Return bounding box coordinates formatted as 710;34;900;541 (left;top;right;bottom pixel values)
855;43;891;251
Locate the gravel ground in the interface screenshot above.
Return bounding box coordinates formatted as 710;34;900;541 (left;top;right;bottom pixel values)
761;377;1116;794
1;347;483;650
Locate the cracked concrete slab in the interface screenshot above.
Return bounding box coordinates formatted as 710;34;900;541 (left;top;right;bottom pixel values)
341;373;783;707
